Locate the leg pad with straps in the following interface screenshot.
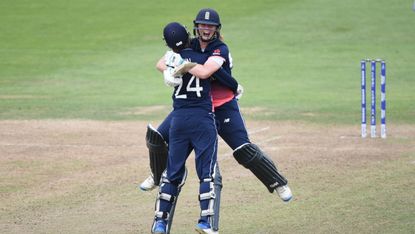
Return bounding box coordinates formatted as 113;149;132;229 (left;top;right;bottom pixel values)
152;169;188;234
199;178;216;223
146;124;168;186
233;143;288;193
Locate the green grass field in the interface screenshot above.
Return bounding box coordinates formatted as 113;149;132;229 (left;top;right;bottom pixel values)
1;0;415;233
1;0;414;123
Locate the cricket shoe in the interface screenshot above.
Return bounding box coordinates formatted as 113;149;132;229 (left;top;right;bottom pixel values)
276;185;292;202
152;220;167;234
195;221;218;234
139;175;156;191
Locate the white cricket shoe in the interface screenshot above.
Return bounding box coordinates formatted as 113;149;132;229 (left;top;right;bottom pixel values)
195;222;218;234
276;185;292;202
139;175;156;191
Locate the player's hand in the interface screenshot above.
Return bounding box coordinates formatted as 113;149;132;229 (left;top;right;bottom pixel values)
164;50;184;68
163;67;182;87
172;61;197;77
235;84;244;100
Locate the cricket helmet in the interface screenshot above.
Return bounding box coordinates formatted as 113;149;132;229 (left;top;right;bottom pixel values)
193;8;221;27
193;8;222;41
163;22;189;51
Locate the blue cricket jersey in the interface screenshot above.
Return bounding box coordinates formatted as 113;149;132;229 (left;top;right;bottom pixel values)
172;48;212;112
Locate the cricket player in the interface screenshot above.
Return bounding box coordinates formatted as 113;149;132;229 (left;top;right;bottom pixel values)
152;22;231;234
144;8;292;233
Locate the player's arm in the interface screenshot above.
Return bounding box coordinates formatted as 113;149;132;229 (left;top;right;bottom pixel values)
211;68;238;93
173;56;224;79
187;56;224;79
172;54;238;92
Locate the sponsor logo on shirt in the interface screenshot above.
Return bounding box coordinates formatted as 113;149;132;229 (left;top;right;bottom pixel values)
213;49;221;56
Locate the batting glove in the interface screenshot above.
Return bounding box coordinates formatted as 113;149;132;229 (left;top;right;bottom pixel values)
163;67;182;87
164;50;184;68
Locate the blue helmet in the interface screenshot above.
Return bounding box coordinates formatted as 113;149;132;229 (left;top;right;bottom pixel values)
193;8;221;41
193;8;221;28
163;22;189;51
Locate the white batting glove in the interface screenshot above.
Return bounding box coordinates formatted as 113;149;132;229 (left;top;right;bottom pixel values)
235;84;244;100
163;67;182;87
164;50;184;68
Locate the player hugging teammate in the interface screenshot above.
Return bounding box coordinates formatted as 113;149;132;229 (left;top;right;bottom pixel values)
145;8;293;234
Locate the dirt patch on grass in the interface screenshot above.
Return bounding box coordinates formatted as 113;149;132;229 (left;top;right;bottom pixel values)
1;120;414;233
